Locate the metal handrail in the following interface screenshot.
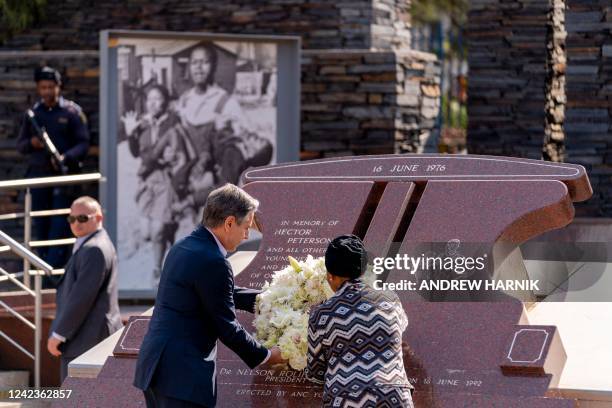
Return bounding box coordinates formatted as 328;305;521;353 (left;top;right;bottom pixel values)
0;299;36;330
29;238;76;248
0;208;71;221
0;267;36;295
0;231;53;272
0;238;76;253
0;331;35;361
0;268;65;283
0;230;52;388
0;172;102;190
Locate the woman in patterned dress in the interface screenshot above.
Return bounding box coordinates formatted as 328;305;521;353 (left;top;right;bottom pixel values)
306;235;414;407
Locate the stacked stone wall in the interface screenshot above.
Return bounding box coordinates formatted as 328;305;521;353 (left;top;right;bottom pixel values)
564;1;612;215
0;51;99;239
467;0;612;216
0;0;412;51
301;49;439;156
0;0;437;169
467;0;551;159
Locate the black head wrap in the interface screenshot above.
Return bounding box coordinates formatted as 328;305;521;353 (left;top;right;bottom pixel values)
325;234;368;279
34;66;61;84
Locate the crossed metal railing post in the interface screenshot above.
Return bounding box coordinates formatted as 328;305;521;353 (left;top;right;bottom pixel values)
0;230;52;388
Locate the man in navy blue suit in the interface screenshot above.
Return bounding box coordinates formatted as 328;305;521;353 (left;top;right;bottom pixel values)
134;184;283;407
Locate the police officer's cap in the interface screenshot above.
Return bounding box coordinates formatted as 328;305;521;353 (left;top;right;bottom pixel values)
34;66;61;84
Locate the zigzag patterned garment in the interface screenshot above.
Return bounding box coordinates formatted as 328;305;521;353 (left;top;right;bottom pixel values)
306;279;414;407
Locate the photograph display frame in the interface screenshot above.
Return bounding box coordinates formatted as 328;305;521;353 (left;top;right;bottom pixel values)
99;30;300;298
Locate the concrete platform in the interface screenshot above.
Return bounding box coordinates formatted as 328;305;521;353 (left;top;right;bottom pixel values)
526;301;612;404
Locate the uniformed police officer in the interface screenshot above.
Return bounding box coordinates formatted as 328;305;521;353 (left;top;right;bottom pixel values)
16;66;90;278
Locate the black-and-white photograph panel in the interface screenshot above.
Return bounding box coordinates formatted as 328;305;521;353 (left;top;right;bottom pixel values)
100;31;300;296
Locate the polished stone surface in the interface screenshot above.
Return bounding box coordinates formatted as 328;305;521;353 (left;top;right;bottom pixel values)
112;316;151;358
52;376;145;407
500;325;566;386
231;155;589;406
363;181;415;258
239;181;375;291
242;154;592;202
62;154;594;407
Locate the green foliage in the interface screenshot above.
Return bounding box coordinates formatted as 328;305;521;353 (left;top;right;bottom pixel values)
0;0;46;43
411;0;469;26
441;95;468;130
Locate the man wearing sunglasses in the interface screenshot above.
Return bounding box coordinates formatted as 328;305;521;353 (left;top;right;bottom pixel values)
47;196;122;382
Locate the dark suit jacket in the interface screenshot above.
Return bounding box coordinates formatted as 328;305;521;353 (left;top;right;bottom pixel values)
133;225;268;406
51;228;122;358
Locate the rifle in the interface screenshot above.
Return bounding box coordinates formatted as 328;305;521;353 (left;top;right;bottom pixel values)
26;109;69;175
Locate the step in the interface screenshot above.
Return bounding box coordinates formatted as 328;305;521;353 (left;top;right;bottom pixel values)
0;371;28;388
0;401;52;407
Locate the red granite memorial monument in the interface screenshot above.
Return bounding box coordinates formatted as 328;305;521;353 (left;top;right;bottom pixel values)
56;154;592;407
